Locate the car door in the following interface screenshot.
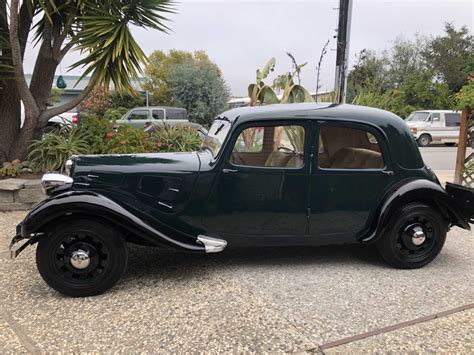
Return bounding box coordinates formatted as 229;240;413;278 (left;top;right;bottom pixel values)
127;109;151;128
309;121;396;244
202;120;311;246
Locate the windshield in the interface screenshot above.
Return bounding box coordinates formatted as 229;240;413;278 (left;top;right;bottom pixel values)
406;112;430;122
201;119;231;157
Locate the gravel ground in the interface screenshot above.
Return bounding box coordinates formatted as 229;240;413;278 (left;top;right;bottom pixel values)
0;210;473;353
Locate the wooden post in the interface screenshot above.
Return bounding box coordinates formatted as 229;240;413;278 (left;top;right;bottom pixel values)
454;108;470;184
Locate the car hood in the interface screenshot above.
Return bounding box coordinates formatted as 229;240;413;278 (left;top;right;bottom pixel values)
72;152;202;175
405;121;426;128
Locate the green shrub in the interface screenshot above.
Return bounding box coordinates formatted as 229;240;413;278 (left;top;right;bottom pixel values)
150;124;202;152
0;166;21;177
81;116;155;154
28;127;90;173
103;107;129;121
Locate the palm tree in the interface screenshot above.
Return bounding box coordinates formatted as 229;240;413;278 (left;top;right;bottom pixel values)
0;0;174;161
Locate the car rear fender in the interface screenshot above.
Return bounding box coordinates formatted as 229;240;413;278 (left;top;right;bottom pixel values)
20;190;206;252
362;179;471;243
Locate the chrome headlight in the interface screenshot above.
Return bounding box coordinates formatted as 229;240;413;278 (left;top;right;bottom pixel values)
41;173;73;195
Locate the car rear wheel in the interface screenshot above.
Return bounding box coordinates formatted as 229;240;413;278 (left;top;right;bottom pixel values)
377;203;447;269
36;219;128;297
417;134;431;147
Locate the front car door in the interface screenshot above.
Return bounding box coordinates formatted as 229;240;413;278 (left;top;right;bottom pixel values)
309;121;396;244
203;119;311;246
127;109;151;128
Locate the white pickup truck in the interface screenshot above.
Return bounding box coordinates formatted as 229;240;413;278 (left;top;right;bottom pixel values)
405;110;461;147
44;109;79;132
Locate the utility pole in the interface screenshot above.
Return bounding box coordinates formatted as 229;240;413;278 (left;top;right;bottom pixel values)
334;0;353;104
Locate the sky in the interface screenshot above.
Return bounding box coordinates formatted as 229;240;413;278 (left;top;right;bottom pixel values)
23;0;474;97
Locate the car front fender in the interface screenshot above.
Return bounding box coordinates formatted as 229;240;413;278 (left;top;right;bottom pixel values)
362;179;471;243
20;190;206;252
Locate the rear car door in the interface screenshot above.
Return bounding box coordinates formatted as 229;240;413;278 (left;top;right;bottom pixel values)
309;121;396;243
203;120;311;246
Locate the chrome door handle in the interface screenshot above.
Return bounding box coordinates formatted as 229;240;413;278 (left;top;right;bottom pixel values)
382;170;394;176
222;168;238;173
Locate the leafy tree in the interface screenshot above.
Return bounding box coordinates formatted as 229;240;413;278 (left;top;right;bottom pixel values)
0;0;174;161
168;61;230;127
142;49;214;105
422;23;474;92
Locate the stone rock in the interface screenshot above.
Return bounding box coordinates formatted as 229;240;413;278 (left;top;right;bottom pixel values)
24;180;42;189
22;168;29;172
0;190;14;203
2;162;12;168
13;162;22;169
0;202;33;211
14;188;45;203
20;160;30;168
11;159;21;165
0;178;27;191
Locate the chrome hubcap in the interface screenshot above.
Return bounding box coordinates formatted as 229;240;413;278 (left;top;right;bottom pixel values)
411;226;426;246
70;249;90;270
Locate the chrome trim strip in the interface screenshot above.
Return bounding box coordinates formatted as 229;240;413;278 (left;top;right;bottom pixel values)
197;235;227;253
158;201;173;209
168;188;180;193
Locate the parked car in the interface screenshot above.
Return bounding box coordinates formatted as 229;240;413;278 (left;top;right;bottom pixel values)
44;110;79;133
144;121;208;140
4;103;473;296
405;110;462;147
115;106;188;129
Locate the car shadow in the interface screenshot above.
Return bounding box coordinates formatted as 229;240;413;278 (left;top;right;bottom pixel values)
122;243;385;282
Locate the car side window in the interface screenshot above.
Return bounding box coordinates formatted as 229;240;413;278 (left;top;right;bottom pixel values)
318;126;384;170
445;113;461;127
152;109;165;120
129;110;149;120
231;124;305;169
431;113;440;121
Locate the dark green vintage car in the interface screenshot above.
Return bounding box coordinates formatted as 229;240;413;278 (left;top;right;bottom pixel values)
5;103;473;296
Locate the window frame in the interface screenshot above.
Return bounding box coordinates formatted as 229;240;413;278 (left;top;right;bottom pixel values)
314;120;391;173
224;119;311;171
128;109;150;121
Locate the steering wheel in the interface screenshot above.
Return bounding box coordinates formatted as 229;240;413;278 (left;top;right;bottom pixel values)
232;147;246;165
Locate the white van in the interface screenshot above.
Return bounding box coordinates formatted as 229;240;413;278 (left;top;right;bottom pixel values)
405;110;461;147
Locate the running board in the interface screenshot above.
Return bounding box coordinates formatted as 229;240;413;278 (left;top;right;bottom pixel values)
197;235;227;253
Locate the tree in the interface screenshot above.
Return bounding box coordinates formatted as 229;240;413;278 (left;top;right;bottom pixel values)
168;60;230;127
142;49;214;105
0;0;174;162
422;23;474;92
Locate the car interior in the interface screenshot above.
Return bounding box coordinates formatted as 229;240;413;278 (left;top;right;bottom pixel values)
230;124;384;170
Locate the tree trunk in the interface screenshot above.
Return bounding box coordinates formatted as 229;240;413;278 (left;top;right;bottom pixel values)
0;81;21;162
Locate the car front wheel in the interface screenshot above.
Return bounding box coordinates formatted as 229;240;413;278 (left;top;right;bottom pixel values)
377;203;447;269
36;219;128;297
417;134;431;147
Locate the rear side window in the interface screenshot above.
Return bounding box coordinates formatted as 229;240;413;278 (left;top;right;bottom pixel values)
445;113;461;127
319;126;384;170
166;109;187;120
152;109;165;120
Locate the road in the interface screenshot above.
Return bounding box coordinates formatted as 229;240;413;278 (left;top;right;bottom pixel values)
419;146;472;172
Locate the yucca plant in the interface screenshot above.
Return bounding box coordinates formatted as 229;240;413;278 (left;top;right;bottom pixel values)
151;124;202;152
28;127;90;173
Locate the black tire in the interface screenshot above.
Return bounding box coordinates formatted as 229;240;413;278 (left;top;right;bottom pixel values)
377;203;447;269
36;219;128;297
417;134;431;147
444;143;456;147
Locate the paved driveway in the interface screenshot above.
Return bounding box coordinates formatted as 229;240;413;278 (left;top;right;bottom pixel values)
1;211;473;353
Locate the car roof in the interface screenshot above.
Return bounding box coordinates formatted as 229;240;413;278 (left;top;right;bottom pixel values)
130;106;187;111
411;110;458;113
219;103;405;127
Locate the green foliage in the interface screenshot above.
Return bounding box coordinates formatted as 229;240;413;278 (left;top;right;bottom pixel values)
28;127;90;173
50;88;63;105
454;81;474;110
110;91;145;109
103;107;129;121
78;86;113;116
0;166;21;177
150;124;202;152
168;61;231;126
143;50;215;104
422;23;473;92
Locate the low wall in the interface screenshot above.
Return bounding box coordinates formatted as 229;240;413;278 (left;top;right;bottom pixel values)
0;179;45;211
